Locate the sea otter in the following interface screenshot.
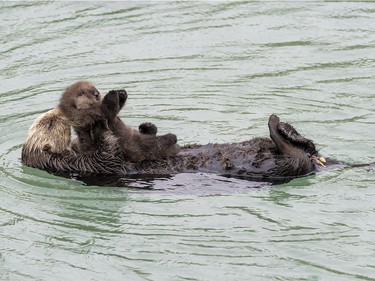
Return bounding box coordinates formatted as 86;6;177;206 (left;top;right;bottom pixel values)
23;82;372;182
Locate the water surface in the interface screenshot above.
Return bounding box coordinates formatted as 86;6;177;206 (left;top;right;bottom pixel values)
1;2;375;280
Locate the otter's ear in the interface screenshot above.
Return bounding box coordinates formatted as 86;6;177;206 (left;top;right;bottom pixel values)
101;91;121;121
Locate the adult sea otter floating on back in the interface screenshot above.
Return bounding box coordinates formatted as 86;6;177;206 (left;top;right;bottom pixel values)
21;82;373;184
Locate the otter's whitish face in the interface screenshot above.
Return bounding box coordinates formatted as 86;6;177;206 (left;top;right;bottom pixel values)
75;84;102;109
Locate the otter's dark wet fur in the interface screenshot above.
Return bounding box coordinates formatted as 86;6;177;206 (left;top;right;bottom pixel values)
119;114;318;180
71;98;321;180
94;91;310;176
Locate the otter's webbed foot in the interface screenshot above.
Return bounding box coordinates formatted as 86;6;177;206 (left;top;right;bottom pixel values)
277;121;317;155
139;122;158;135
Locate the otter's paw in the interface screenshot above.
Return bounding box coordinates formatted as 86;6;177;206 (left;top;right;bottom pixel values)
159;133;178;146
107;89;127;110
102;91;121;120
117;89;127;109
139;122;158;135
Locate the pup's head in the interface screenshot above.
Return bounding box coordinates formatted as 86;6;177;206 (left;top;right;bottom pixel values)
58;81;103;128
59;81;102;111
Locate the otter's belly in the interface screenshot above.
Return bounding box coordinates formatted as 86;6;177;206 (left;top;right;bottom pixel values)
178;139;280;175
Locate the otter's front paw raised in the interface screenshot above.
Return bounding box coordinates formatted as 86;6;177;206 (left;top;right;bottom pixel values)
107;89;127;109
102;91;120;119
139;122;158;135
117;90;128;109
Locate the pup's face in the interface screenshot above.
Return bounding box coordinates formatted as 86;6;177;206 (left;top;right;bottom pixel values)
60;81;102;112
73;82;102;110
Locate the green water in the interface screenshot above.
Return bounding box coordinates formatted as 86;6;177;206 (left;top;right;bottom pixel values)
1;2;375;280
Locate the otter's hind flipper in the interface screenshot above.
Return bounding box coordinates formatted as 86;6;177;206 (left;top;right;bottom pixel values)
278;121;316;155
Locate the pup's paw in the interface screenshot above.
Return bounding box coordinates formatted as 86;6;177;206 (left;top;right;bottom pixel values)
139;122;158;135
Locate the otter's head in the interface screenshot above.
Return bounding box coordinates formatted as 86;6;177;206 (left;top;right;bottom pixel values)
59;81;103;127
60;81;101;110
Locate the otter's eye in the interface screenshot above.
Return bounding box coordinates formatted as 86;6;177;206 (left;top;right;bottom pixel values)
79;90;84;96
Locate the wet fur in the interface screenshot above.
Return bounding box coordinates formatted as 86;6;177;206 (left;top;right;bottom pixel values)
21;106;129;174
125;115;317;179
22;107;71;167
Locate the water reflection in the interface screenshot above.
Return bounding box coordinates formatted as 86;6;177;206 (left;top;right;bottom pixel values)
60;172;273;193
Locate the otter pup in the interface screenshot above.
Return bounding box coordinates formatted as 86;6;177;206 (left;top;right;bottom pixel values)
59;84;180;162
21;82;90;172
22;80;181;176
21;81;129;174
